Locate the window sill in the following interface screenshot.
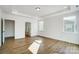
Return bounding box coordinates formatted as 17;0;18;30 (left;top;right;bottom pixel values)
63;32;78;34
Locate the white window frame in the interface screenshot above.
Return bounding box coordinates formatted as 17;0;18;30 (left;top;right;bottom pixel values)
63;16;77;33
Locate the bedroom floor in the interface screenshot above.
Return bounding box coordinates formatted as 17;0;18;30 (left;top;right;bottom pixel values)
0;36;79;54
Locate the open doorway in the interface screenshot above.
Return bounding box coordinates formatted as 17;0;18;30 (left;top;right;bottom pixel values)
0;18;4;46
25;22;31;37
4;20;15;39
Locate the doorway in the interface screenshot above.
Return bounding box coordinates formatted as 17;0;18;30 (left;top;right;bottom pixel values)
0;18;5;47
1;18;4;46
4;20;15;39
25;22;31;37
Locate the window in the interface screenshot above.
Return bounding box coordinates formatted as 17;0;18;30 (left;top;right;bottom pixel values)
38;21;44;31
64;16;77;33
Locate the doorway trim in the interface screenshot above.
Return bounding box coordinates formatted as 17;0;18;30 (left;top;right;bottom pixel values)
4;19;15;39
1;18;3;46
25;22;31;37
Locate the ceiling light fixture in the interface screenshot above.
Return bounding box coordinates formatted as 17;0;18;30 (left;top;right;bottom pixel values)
64;6;68;9
12;9;18;14
35;7;40;11
64;6;71;10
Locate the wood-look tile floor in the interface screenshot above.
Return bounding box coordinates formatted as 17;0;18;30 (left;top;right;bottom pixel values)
0;36;79;54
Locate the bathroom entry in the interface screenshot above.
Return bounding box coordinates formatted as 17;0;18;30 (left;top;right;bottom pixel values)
25;22;31;37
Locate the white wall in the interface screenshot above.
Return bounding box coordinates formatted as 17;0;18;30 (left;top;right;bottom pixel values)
31;20;38;36
77;13;79;32
39;11;79;44
5;20;15;37
2;12;38;39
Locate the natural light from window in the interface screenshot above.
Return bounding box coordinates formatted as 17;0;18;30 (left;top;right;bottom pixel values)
64;16;77;33
28;39;42;54
38;20;44;32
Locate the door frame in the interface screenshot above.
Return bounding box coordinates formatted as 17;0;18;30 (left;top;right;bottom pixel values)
25;22;31;37
1;18;4;46
4;19;15;39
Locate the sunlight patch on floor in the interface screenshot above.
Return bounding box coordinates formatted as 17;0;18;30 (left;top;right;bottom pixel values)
28;40;42;54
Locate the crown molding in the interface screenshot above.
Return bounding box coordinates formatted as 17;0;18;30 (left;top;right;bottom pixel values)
41;8;79;18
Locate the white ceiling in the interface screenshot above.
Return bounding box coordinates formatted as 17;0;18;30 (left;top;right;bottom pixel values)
0;5;75;17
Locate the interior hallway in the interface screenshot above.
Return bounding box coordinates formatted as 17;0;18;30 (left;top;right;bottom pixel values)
0;36;79;54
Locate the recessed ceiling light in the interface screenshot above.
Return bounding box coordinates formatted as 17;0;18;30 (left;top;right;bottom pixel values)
35;7;40;11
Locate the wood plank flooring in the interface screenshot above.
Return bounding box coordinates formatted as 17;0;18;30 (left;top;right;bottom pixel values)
0;36;79;54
